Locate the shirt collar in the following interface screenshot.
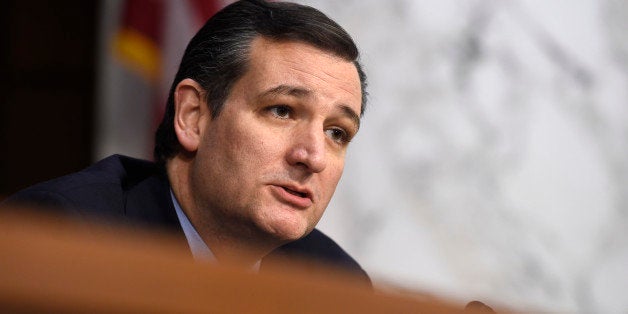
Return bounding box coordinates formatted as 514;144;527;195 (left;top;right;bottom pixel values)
170;189;261;271
170;189;216;262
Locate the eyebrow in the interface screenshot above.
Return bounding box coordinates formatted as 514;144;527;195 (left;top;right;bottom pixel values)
260;84;361;130
260;84;312;99
339;104;361;131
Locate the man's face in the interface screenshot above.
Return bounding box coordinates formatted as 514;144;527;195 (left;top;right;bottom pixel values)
190;37;362;243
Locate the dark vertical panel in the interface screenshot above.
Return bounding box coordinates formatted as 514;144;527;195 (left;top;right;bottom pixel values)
0;1;98;197
0;2;11;198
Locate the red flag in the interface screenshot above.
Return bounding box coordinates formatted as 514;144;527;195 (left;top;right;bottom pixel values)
113;0;164;83
96;0;228;160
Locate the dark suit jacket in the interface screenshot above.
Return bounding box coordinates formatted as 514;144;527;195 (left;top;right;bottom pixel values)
4;155;370;284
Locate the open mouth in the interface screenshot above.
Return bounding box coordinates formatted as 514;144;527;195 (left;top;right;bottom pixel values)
272;185;313;208
282;187;307;198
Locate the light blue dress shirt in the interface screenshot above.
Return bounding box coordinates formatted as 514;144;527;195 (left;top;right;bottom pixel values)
170;189;261;271
170;190;216;262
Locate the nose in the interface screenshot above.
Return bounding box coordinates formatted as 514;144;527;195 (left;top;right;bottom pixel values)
286;125;327;173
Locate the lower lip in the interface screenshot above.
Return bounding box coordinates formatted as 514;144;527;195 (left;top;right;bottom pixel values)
270;185;312;209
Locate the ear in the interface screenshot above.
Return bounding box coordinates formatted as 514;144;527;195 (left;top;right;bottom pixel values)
173;78;208;153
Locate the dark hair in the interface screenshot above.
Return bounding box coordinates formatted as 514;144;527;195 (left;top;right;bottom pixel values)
154;0;367;165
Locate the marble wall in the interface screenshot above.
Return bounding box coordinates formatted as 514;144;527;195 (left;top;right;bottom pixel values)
300;0;628;312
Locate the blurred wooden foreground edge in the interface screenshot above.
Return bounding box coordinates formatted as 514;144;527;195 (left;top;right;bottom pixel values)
0;207;476;313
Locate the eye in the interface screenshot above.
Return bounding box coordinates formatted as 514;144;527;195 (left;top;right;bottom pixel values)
267;105;292;119
325;127;350;144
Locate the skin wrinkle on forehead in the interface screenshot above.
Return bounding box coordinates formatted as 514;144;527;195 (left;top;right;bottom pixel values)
284;61;360;99
250;38;360;102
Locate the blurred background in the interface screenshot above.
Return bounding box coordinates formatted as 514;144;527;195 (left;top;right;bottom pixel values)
1;0;627;312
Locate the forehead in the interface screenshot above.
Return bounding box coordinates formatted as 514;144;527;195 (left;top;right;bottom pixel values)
238;37;362;113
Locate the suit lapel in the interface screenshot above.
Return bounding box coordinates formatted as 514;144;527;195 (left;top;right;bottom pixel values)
124;173;186;242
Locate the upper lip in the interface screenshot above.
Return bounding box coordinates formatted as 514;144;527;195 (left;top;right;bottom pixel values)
275;183;313;201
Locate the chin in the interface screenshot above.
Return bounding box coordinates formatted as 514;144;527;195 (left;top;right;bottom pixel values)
259;217;312;243
272;225;310;242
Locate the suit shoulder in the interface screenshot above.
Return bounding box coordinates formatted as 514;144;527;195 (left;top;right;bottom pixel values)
285;229;362;267
265;228;371;285
2;155;159;217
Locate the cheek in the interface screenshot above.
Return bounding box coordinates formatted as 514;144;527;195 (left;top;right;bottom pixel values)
319;160;345;201
210;120;288;186
239;143;277;172
236;124;288;164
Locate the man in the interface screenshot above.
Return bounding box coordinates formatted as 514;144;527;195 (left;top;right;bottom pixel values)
5;0;369;282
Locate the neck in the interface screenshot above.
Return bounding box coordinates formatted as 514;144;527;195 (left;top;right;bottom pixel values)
166;155;280;268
